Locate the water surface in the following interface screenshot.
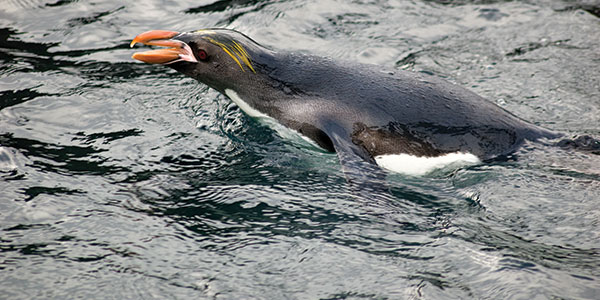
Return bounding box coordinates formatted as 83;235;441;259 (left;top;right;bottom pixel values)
1;0;599;299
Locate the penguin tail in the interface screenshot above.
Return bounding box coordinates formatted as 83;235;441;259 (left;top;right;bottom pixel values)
556;135;600;155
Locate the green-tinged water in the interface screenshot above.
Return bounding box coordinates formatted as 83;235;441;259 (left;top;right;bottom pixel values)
1;0;599;299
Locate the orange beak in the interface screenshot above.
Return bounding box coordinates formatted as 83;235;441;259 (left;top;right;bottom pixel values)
130;30;197;64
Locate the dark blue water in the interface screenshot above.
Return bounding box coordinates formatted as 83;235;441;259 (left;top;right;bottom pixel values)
1;0;599;299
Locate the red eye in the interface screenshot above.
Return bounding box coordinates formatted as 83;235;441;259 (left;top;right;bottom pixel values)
197;49;208;61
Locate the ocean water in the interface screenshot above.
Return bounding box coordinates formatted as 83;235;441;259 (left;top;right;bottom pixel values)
1;0;599;299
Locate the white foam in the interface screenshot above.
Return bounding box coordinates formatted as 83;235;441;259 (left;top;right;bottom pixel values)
375;152;481;176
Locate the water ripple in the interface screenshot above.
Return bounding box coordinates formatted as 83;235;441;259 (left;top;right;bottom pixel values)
1;0;600;299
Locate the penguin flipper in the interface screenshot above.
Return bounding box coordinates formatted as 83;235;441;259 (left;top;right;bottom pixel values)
326;126;389;193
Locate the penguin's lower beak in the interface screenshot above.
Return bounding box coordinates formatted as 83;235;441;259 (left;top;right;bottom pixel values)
130;30;197;64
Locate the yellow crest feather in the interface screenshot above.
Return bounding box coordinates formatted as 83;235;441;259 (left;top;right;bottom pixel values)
203;36;256;73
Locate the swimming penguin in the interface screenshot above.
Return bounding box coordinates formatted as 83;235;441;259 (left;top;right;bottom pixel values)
129;29;593;178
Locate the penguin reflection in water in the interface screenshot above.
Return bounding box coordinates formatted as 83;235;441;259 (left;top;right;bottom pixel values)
130;29;599;181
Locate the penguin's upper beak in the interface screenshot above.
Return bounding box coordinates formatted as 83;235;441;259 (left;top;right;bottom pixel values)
130;30;198;64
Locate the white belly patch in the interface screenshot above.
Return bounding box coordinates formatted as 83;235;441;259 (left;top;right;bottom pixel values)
375;152;481;176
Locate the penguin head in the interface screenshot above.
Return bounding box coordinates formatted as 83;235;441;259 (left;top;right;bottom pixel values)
131;29;270;92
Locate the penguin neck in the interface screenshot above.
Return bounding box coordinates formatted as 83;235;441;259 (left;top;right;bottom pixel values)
223;88;325;151
224;89;270;119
